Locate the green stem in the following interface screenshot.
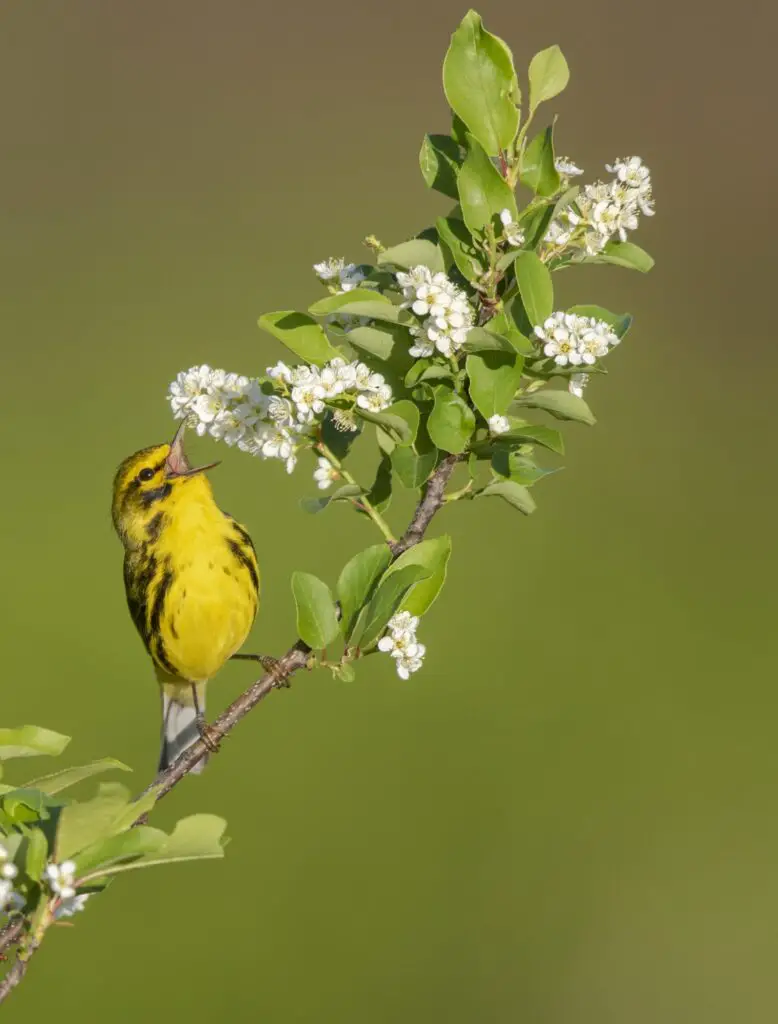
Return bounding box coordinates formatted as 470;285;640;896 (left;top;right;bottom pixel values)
316;441;397;544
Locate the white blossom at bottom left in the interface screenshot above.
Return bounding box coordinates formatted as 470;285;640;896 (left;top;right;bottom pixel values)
378;611;426;680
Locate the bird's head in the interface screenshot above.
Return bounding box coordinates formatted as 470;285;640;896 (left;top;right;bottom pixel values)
112;421;220;545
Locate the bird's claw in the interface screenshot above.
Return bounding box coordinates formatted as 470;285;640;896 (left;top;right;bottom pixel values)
196;716;222;754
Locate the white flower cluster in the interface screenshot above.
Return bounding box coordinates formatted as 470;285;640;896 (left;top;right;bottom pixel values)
0;843;21;913
313;257;366;293
499;208;525;248
377;611;426;680
534;312;620;367
168;358;394;475
45;860;91;918
544;156;654;256
396;266;475;358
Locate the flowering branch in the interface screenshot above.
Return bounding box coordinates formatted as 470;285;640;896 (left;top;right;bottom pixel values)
0;9;656;1007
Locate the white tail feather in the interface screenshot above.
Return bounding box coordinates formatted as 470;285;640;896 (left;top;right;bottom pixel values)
159;686;207;774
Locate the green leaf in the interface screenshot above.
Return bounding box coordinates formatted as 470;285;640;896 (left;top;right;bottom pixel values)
331;300;413;326
461;326;520;354
2;787;56;824
332;662;356;683
291;572;340;650
258;311;341;366
498;421;565;454
356;565;431;651
0;726;70;761
427;386;476;454
435;215;484;281
483;312;534;355
307;289;390;316
519;125;561;197
457;134;517;236
466;352;524;418
79;815;228;880
383;536;453;617
55;782;136;861
590;240;654;273
300;484;363;515
443;10;520;156
24;827;49;882
513;251;553;328
478;479;537;514
390;412;439;490
342;326;395;360
528;45;570;112
518;201;556;249
491;450;561;486
355;407;414;445
419;134;462;199
514;389;595;424
378;239;445;274
337;545;393;642
404;360;453;387
74;826;165;879
24;758;131;796
567;304;633;339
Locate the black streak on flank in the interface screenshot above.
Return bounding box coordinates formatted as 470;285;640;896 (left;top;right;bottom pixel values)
149;566;174;645
141;482;173;508
231;521;256;553
146;511;166;543
228;539;259;595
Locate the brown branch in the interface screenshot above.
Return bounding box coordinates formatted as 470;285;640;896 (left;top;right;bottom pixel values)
0;942;37;1005
139;453;461;812
0;919;24;959
0;453;461;1006
389;454;462;557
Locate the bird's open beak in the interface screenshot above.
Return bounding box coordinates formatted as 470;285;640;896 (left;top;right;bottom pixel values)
165;420;221;478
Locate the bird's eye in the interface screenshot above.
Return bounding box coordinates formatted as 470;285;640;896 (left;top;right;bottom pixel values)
138;467;155;483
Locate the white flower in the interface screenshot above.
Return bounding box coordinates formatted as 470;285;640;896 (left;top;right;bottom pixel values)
378;612;426;679
45;859;78;901
408;326;435;358
54;893;91;919
313;457;338;490
488;414;511;435
555;156;584;177
544;220;573;247
338;263;366;292
313;257;346;281
267;361;293;384
397;266;475;358
291;381;326;423
606;155;651;193
395;644;426;680
356;385;392;413
569;373;590;398
499;208;525;247
534;312;621;367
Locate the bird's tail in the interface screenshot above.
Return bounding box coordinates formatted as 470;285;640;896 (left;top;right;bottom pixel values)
159;683;208;775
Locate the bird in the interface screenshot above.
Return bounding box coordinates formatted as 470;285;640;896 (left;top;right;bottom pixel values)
112;420;261;773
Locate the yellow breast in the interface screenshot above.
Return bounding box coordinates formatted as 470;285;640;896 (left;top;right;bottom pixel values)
123;475;259;684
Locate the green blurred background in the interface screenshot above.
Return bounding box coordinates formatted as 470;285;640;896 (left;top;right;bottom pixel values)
1;1;775;1020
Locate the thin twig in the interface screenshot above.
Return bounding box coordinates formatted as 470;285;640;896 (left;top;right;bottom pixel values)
0;944;36;1004
0;455;461;1004
0;919;23;959
139;454;461;812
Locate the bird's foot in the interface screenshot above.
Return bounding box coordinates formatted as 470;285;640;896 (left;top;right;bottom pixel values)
195;716;222;754
231;652;290;688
